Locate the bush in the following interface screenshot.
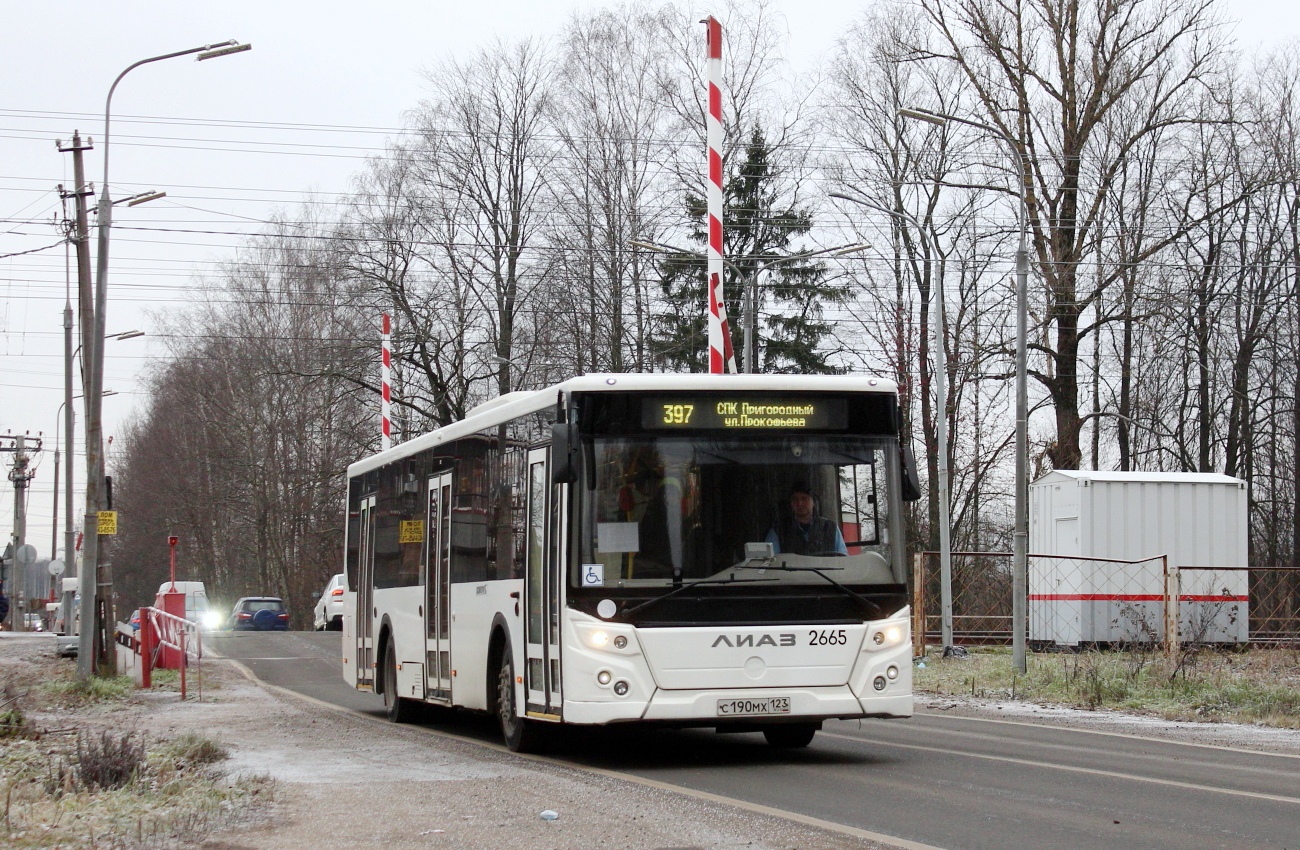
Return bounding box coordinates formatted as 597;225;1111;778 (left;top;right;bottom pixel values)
0;679;30;739
42;675;135;705
157;732;229;769
76;730;147;790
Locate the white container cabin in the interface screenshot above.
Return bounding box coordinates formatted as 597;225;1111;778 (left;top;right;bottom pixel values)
1028;471;1248;645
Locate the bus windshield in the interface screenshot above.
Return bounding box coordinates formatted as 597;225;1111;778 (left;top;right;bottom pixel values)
573;433;905;596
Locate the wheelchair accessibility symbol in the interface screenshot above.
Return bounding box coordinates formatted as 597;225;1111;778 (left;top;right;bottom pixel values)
581;563;604;587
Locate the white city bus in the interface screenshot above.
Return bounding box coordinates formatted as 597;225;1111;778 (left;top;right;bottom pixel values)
341;373;918;751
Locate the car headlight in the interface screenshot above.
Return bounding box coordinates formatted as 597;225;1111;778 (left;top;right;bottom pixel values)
202;611;223;630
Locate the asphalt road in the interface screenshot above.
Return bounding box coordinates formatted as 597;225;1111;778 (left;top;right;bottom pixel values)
209;630;1300;850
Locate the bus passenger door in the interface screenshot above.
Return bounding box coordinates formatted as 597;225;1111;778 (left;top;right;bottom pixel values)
524;448;562;718
425;471;453;702
354;494;376;689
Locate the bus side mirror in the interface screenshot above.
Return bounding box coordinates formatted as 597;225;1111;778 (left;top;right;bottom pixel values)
551;422;578;484
900;444;922;502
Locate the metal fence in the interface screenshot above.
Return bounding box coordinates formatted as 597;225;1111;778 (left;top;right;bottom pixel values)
913;550;1300;648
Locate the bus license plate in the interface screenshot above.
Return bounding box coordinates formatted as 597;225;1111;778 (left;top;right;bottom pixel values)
717;697;791;716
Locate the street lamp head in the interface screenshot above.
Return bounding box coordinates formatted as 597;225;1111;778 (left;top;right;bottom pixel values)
832;243;872;256
125;191;166;207
106;330;144;341
899;107;947;127
629;238;701;258
197;41;252;61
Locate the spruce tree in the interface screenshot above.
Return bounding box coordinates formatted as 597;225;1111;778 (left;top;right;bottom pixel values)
651;123;847;373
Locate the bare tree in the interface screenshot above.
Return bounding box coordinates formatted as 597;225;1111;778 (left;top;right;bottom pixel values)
108;213;371;623
548;4;682;373
825;4;1014;552
916;0;1233;470
344;144;484;429
411;39;555;400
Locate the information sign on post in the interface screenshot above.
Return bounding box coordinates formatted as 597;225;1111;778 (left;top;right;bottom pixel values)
97;511;118;535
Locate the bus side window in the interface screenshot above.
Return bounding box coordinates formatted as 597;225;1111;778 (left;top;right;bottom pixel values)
839;459;881;548
345;510;360;591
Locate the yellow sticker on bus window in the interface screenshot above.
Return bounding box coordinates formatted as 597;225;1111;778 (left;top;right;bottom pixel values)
399;520;425;544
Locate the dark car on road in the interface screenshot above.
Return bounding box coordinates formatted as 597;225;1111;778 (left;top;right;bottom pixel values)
228;597;290;631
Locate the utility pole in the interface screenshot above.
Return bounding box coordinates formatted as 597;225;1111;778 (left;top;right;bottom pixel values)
56;131;96;674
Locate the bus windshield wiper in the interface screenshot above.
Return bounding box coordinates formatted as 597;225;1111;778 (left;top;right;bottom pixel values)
736;559;883;619
623;573;777;618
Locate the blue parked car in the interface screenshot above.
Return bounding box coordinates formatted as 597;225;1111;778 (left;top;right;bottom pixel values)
227;597;290;631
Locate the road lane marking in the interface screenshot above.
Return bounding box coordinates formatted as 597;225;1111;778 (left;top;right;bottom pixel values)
911;708;1300;760
822;731;1300;806
877;718;1300;781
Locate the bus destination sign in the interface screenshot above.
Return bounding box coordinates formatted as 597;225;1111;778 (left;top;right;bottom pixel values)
642;397;848;430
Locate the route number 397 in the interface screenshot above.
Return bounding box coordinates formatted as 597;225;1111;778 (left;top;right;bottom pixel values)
662;404;694;425
808;629;848;646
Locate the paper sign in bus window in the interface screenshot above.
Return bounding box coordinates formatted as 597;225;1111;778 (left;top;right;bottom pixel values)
597;522;640;553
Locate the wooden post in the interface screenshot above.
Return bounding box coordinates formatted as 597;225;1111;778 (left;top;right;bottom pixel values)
912;551;926;654
138;609;153;689
1163;555;1180;659
179;627;188;700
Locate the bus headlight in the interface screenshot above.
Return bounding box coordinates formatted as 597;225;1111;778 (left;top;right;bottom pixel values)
577;624;633;653
871;626;905;648
596;670;612;686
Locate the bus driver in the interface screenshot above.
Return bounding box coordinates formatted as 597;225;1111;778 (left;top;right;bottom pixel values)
765;481;848;556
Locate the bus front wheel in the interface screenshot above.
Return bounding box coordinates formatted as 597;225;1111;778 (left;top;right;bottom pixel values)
763;724;817;748
496;652;541;752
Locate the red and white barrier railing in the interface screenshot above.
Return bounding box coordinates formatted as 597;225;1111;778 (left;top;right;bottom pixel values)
137;606;203;700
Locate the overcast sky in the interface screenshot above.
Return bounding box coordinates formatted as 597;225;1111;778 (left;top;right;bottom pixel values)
1;0;1296;573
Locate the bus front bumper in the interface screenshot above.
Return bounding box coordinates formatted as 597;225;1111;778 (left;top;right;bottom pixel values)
562;686;912;726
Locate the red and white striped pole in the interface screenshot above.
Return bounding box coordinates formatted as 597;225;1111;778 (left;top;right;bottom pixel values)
380;313;392;451
705;15;737;374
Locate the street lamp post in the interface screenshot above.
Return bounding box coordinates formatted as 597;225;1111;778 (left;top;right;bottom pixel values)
899;106;1031;672
53;397;73;633
61;288;75;634
629;239;870;372
80;40;250;678
58;332;138;637
829;192;954;650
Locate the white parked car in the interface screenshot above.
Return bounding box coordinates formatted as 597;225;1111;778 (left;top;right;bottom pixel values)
313;574;345;631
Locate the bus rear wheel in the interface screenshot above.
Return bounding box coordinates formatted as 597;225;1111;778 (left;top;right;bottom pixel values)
763;723;817;748
383;641;420;724
496;652;540;752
